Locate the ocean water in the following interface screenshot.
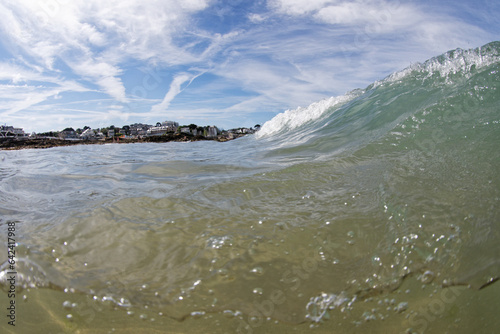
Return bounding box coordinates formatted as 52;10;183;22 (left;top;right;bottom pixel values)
1;41;500;333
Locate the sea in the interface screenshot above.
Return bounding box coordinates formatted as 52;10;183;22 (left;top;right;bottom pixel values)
1;41;499;334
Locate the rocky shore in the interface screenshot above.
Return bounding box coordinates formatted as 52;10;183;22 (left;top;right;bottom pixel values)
0;132;247;151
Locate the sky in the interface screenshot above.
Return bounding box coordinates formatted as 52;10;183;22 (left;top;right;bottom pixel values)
0;0;498;133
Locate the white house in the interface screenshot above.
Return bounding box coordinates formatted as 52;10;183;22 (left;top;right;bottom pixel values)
0;125;26;137
162;121;179;132
206;126;218;138
146;120;179;136
80;128;95;139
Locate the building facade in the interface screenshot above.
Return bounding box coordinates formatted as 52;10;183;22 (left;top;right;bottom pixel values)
0;125;26;137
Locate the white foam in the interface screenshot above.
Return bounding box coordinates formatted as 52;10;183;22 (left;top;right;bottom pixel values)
305;291;349;322
256;90;362;138
374;42;500;88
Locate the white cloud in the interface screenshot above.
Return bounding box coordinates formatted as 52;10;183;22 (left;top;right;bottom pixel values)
151;74;192;113
270;0;425;35
248;13;267;23
70;59;128;102
0;0;212;107
314;1;415;28
268;0;335;16
96;76;128;103
151;71;205;114
0;62;90;120
268;0;493;48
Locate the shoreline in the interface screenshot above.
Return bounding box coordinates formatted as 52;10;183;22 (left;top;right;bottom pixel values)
0;132;247;151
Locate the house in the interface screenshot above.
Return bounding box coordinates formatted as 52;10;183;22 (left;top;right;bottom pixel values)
59;128;78;139
80;128;95;139
146;121;178;136
177;125;218;138
0;125;26;137
162;121;179;132
206;126;218;138
129;123;151;137
228;127;254;135
147;126;166;136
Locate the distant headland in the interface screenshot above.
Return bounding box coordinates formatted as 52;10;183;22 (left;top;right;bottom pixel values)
0;121;260;150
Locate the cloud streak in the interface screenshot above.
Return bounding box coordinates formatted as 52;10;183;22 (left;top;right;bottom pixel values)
151;73;196;114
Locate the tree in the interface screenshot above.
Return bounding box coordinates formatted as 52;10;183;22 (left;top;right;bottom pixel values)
122;125;130;135
189;123;198;130
62;127;75;132
156;122;162;127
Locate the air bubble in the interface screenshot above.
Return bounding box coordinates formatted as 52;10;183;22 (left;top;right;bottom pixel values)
62;301;73;309
395;302;408;313
250;267;264;275
362;311;376;321
421;270;435;284
217;268;228;277
190;311;206;319
223;310;236;318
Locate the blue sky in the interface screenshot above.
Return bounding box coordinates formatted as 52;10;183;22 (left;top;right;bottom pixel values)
0;0;498;133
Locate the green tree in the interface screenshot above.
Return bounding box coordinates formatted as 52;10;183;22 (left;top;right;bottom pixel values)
122;125;130;135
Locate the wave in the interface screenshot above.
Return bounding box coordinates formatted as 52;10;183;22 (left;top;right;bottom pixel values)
255;90;363;138
258;41;500;143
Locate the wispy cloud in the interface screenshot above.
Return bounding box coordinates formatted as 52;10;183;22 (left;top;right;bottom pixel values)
151;73;197;114
70;59;127;102
0;62;90;119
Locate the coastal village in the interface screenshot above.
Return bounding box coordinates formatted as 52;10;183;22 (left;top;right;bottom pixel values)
0;121;260;150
